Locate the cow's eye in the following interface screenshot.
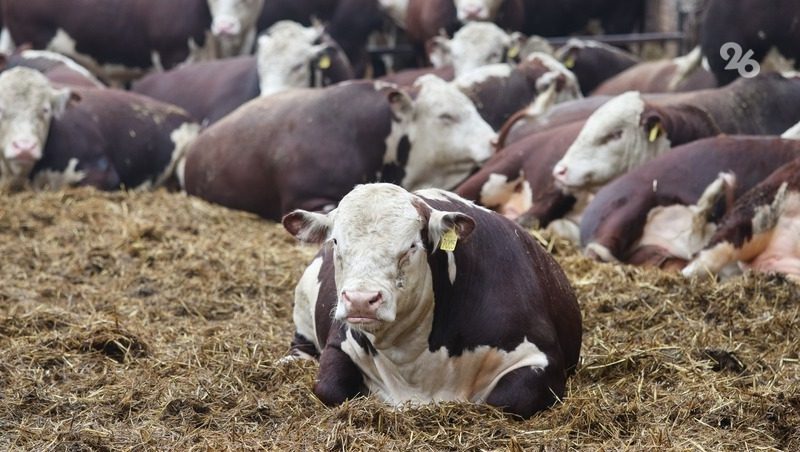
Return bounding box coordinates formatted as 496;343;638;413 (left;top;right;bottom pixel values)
439;113;457;124
599;129;623;145
331;238;338;246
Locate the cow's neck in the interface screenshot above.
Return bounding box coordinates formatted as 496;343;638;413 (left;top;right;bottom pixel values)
660;104;721;147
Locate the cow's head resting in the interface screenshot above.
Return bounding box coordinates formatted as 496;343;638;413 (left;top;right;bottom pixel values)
207;0;264;37
257;21;352;97
553;91;670;192
283;183;475;334
454;0;504;22
0;68;76;183
429;22;522;77
382;75;495;190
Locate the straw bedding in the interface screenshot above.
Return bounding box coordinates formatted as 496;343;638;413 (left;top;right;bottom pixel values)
1;188;798;451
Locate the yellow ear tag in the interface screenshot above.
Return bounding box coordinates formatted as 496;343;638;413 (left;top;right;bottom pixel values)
318;55;331;70
564;55;575;68
507;45;520;60
648;123;662;143
439;229;458;252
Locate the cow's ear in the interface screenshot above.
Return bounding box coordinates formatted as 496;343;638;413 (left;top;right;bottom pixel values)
51;87;80;118
387;89;413;118
426;35;451;68
428;210;476;251
283;210;331;244
642;111;665;143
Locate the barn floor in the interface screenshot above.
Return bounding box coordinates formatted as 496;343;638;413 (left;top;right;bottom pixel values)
1;189;798;451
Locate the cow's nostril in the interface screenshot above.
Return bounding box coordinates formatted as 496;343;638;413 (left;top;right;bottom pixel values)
554;165;567;177
368;293;382;305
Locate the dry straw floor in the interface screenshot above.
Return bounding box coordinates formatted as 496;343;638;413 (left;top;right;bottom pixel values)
1;189;798;451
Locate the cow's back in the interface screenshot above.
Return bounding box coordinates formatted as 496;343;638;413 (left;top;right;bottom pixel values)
132;56;259;125
183;82;393;219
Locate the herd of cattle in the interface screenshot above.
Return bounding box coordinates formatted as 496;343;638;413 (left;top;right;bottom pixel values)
1;0;799;419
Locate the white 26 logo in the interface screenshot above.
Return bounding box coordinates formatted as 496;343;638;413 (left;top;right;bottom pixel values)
720;42;761;79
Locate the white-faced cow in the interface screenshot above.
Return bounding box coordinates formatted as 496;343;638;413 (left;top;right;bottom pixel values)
579;136;800;269
454;53;582;130
553;74;800;194
428;22;549;78
282;183;581;418
0;68;198;192
182;76;496;219
683;156;800;281
1;0;265;84
131;21;353;125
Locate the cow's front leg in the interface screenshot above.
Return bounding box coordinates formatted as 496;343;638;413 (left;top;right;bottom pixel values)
314;344;365;406
485;364;565;419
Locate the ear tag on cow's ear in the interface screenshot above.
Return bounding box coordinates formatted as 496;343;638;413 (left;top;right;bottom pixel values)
648;123;663;143
507;45;520;60
564;55;575;68
318;55;331;70
440;229;458;252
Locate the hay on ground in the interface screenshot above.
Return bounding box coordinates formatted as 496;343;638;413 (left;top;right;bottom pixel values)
1;188;798;450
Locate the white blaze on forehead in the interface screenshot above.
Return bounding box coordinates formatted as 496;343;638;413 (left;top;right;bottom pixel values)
0;67;72;184
431;22;516;77
257;21;327;97
399;75;496;190
454;0;504;22
554;91;669;191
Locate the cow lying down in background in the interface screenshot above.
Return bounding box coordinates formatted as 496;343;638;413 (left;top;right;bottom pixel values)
683;157;800;282
0;68;198;192
282;183;582;418
579;136;800;270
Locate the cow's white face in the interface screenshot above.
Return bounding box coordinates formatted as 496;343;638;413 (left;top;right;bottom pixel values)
454;0;504;22
0;68;72;184
388;75;495;190
207;0;264;37
429;22;520;77
257;21;338;97
283;184;475;335
553;91;670;192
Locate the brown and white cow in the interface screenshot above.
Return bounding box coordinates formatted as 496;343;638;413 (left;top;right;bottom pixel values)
428;22;552;78
553;74;800;194
592;47;717;96
455;53;582;130
183;76;496;220
131;21;353;125
282;183;581;418
683;156;800;281
578;136;800;268
554;39;639;95
0;68;198;192
1;0;264;83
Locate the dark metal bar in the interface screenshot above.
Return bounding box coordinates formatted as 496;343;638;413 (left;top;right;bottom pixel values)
367;32;686;57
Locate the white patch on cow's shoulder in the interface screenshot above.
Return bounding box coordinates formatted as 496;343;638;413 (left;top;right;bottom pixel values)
341;329;548;405
293;255;324;355
20;50;104;87
156;122;200;189
31;158;86;190
637;204;717;260
479;173;522;208
454;64;513;89
682;241;736;278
